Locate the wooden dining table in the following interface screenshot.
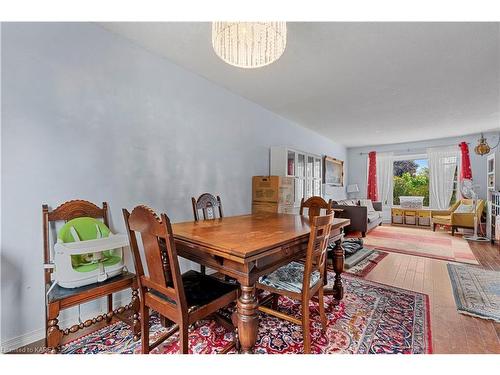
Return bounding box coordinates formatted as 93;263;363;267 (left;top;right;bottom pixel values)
172;212;350;353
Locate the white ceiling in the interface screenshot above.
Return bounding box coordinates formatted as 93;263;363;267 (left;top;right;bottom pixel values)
99;22;500;147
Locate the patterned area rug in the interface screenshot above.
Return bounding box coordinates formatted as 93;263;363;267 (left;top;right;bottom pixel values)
343;250;388;277
61;273;431;354
447;264;500;322
360;225;479;264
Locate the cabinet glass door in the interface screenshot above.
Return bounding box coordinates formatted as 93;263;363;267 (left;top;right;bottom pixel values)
297;153;305;178
305;179;313;199
306;156;314;178
287;150;295;176
313;179;321;196
314;158;321;179
295;178;304;204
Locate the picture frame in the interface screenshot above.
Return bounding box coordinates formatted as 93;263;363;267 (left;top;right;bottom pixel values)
323;156;344;186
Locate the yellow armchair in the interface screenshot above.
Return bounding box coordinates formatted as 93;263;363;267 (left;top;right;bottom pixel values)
431;199;485;236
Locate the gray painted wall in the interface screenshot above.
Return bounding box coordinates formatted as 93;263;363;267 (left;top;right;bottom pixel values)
346;131;500;201
0;22;347;348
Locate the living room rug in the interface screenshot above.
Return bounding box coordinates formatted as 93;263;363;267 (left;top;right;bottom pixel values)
360;225;479;264
60;273;431;354
447;264;500;322
343;250;388;277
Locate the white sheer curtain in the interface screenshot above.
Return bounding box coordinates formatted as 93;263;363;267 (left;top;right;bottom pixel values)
428;146;459;209
376;152;394;206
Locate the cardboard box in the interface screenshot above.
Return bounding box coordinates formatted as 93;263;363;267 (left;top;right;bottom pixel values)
252;202;296;215
252;176;294;204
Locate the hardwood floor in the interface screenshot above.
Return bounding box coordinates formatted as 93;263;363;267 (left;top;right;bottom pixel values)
365;235;500;354
10;228;500;354
469;240;500;270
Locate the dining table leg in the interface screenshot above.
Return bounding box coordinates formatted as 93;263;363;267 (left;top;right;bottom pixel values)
331;241;344;301
236;284;259;354
324;238;345;302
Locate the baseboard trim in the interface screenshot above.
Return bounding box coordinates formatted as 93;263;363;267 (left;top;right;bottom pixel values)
1;296;127;353
1;327;47;354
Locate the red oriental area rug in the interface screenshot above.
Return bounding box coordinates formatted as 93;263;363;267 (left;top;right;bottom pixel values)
360;225;478;265
60;273;432;354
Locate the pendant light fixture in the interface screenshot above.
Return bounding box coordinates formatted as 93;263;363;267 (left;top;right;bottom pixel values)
474;133;491;156
474;133;500;156
212;22;287;69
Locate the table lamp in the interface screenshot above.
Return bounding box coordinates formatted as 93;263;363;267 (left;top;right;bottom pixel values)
347;184;359;198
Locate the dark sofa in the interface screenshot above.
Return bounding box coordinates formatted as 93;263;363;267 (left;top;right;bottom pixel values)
332;200;383;237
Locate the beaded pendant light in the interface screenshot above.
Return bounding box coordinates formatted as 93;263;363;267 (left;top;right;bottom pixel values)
212;22;287;68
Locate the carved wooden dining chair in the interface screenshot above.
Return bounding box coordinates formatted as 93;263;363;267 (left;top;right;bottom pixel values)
123;205;238;354
299;196;333;221
191;193;223;275
299;196;337;287
256;213;334;353
43;200;139;353
192;193;223;221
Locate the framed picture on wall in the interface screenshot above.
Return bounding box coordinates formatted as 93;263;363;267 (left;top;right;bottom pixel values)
324;156;344;186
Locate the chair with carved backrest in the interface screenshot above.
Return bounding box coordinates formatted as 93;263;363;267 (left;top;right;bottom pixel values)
192;193;223;221
299;196;333;221
299;196;338;288
123;205;238;354
256;213;334;353
191;193;224;275
42;199;139;353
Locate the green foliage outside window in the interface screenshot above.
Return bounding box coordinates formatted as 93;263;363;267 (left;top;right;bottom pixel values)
393;160;419;177
393;168;430;206
392;159;457;207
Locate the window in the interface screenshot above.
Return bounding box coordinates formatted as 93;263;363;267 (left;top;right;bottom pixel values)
392;155;459;207
449;160;459;206
393;158;429;206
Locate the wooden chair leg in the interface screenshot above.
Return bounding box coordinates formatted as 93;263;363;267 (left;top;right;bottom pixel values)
106;294;113;322
131;288;141;340
179;322;189;354
317;289;327;331
302;300;311;354
46;302;63;353
271;294;279;310
141;304;150;354
433;223;436;231
231;311;240;352
451;226;455;236
160;316;169;327
323;255;329;286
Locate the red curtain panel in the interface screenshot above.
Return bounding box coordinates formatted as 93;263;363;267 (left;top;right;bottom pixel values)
367;151;378;201
459;142;472;180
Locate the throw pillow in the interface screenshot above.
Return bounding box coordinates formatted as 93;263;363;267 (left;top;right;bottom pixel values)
455;203;474;213
342;199;358;206
359;199;376;212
